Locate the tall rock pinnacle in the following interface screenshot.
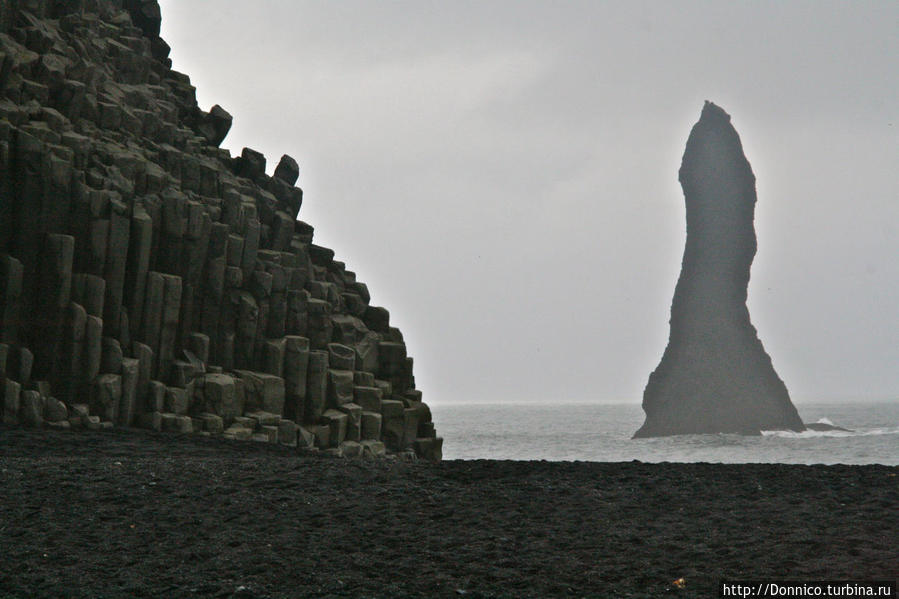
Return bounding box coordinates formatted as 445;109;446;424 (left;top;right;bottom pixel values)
634;101;805;438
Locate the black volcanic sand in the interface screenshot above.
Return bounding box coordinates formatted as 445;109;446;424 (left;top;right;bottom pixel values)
1;428;896;598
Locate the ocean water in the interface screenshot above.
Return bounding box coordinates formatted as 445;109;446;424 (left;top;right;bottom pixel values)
432;401;899;465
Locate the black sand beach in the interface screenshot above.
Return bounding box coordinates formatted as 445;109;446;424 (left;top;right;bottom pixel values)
1;427;896;598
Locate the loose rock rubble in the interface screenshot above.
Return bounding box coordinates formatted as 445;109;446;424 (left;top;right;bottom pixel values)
0;0;441;461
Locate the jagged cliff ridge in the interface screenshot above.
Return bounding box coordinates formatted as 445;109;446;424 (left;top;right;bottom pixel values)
0;0;441;460
635;102;804;438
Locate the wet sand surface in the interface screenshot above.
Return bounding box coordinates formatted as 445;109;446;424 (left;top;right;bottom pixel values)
1;427;896;598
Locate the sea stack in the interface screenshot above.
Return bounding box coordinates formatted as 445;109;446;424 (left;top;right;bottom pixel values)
634;102;804;438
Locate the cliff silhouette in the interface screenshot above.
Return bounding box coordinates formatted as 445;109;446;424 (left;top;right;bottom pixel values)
0;0;440;460
636;102;804;437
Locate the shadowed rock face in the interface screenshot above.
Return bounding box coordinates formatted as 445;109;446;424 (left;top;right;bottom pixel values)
634;101;804;438
0;1;440;460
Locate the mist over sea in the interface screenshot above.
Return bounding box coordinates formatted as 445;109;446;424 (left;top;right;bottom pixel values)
432;401;899;464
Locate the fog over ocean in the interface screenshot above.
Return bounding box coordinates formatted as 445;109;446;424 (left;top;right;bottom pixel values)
157;4;897;466
433;401;899;464
160;2;899;411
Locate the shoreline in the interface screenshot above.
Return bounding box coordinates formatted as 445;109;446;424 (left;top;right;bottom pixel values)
4;424;896;466
1;427;897;598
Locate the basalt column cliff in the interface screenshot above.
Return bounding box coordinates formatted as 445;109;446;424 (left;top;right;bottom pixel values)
635;102;804;438
0;1;441;460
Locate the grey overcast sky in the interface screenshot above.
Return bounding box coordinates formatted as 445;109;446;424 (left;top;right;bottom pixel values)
158;1;897;405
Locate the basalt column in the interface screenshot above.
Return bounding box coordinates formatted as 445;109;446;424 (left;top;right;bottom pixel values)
0;0;440;460
635;102;804;438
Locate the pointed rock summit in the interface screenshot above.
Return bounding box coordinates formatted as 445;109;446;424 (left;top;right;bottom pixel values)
635;101;804;437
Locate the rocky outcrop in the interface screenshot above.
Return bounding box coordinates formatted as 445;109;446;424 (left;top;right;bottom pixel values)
635;102;804;438
0;0;441;460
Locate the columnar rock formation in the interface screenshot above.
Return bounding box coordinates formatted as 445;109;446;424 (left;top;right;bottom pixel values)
0;0;441;460
635;102;804;438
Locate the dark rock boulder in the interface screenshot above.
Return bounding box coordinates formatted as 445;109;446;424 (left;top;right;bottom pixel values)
235;147;266;180
635;102;805;437
273;154;299;186
195;104;232;147
123;0;162;37
804;422;852;433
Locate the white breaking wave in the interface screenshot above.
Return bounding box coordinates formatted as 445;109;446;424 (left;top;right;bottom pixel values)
761;426;899;438
437;402;899;463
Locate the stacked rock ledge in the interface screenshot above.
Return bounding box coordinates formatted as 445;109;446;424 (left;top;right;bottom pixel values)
0;0;441;461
